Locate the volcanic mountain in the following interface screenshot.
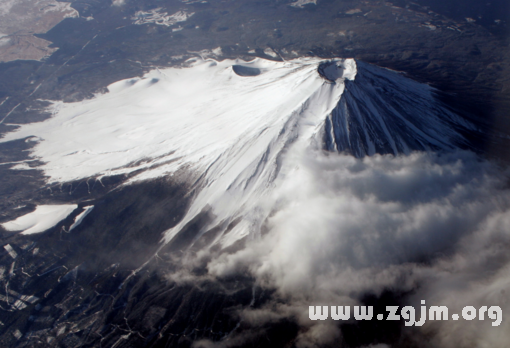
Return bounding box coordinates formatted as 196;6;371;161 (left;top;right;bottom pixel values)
1;58;505;348
0;57;477;249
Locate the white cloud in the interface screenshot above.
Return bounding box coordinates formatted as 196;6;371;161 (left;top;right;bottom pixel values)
201;150;510;347
111;0;125;6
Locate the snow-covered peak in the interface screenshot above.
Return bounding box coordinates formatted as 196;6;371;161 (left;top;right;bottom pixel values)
0;56;476;249
0;57;347;184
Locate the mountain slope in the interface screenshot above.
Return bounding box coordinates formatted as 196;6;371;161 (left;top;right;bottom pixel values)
0;57;478;251
323;60;475;157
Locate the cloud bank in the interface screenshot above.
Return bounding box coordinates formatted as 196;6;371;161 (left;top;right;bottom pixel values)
184;150;510;348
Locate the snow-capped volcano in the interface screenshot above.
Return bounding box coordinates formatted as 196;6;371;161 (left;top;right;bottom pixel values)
1;57;475;249
3;56;510;348
324;60;475;157
2;57;355;184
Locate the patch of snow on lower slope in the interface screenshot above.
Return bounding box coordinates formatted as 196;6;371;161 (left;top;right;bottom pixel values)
2;205;77;235
69;205;94;231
